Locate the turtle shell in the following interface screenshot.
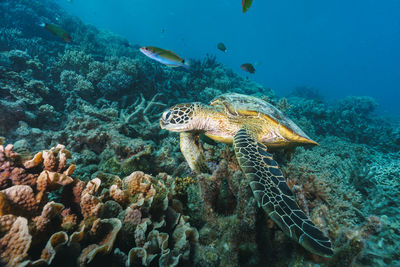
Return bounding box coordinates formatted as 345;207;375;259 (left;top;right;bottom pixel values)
210;93;311;140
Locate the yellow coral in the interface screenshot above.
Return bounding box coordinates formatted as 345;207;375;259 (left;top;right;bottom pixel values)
63;164;76;176
23;151;43;169
174;176;196;197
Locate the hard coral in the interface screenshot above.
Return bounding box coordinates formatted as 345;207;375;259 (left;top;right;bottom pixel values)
79;218;122;266
123;171;156;200
0;214;16;235
1;185;38;215
0;217;31;266
0;141;201;266
40;231;69;265
174;176;196;199
34;201;64;233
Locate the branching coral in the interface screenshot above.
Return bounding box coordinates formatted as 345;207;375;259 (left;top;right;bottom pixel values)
55;50;93;75
60;70;95;98
119;93;166;127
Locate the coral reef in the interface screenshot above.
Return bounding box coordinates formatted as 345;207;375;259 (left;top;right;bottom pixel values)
286;92;400;152
0;144;198;266
0;0;399;266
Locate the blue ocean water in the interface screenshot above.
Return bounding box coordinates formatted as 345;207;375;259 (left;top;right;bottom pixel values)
58;0;400;116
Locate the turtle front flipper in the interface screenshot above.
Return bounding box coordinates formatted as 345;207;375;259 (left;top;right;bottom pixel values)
233;128;333;257
180;132;210;174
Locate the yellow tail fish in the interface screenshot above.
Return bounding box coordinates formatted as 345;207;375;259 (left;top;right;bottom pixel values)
140;46;189;68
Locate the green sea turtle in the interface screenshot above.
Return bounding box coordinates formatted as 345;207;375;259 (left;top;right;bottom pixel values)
159;93;333;257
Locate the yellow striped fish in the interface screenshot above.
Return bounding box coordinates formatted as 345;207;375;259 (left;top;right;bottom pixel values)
140;46;189;68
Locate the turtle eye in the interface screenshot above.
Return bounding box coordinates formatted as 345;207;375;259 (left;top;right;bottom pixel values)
164;111;171;120
162;110;171;121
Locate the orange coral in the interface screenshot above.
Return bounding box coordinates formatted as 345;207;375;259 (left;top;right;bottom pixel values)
73;180;85;202
80;179;103;218
1;185;38;215
110;184;129;205
0;144;37;189
23;151;43;169
0;142;198;266
0;193;11;216
123;171;156;199
1;144;19;159
82;178;101;196
37;170;74;192
0;144;75;191
80;193;102;219
0;214;16;235
42;144;72;172
0;217;32;266
9;167;37;187
34;202;64;233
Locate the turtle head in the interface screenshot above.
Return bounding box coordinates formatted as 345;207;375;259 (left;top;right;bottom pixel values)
160;103;198;132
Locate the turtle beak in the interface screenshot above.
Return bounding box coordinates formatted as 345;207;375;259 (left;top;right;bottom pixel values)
160;118;166;129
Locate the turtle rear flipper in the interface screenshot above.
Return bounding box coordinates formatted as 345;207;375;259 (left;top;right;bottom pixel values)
233;128;333;257
180;132;210;174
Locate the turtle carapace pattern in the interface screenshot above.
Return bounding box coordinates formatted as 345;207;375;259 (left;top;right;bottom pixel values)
159;93;334;257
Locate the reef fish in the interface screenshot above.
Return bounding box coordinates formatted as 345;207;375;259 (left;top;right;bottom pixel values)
241;63;255;73
242;0;253;13
41;23;72;42
217;42;227;52
140;46;189;68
